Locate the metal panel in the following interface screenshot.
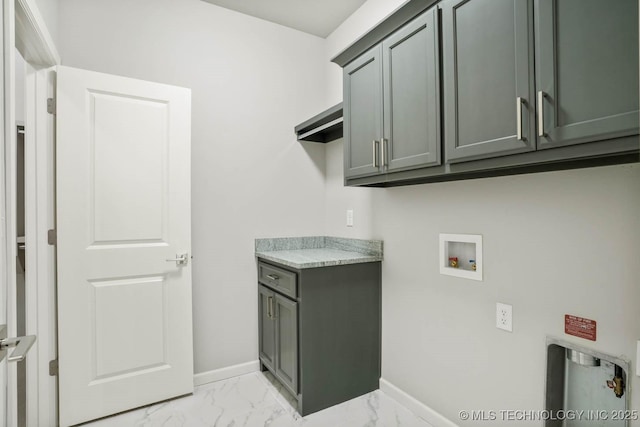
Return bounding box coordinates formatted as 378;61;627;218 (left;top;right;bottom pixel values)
443;0;535;163
383;7;441;171
535;0;639;149
343;45;384;178
274;294;298;396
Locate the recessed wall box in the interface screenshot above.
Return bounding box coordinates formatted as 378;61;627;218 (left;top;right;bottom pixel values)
439;233;482;281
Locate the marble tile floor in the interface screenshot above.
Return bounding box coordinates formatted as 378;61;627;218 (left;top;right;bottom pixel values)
82;371;434;427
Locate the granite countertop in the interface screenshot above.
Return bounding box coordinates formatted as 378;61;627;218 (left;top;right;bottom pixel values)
255;236;383;269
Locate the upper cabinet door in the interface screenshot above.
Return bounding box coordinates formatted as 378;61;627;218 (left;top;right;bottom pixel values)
443;0;536;163
535;0;639;149
383;8;441;172
344;46;384;179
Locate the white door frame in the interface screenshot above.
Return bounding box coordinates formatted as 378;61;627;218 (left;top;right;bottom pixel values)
2;0;18;424
7;0;59;425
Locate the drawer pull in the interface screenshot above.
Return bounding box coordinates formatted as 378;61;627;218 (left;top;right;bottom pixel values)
266;274;279;281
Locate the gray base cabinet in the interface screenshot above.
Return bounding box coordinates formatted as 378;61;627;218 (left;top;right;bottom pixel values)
257;260;381;416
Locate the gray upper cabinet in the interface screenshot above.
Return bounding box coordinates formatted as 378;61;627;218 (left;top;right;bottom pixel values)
344;46;383;179
535;0;639;149
335;0;639;186
344;7;441;178
383;7;441;171
442;0;536;163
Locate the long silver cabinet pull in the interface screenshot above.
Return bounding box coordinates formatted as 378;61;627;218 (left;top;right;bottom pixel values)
268;297;275;319
267;296;273;319
537;91;546;137
266;274;279;281
381;139;387;167
372;140;379;167
516;97;525;141
0;325;36;363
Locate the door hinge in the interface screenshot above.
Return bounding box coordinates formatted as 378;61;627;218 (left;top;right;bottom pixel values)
47;229;56;246
49;359;58;376
47;98;56;115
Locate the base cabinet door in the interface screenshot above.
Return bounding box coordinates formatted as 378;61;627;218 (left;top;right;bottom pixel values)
535;0;639;149
258;286;276;371
274;294;298;396
442;0;536;163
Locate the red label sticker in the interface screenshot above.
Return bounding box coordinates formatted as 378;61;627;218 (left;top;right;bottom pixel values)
564;314;597;341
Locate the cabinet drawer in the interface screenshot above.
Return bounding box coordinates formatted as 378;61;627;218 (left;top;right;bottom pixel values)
258;262;297;298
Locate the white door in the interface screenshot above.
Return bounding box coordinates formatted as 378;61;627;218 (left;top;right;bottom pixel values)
56;66;193;427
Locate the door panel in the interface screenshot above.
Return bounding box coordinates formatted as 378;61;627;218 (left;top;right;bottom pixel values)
274;294;297;396
443;0;535;162
56;66;193;427
344;46;383;178
535;0;639;148
92;276;167;378
90;92;167;243
258;285;275;371
383;7;441;171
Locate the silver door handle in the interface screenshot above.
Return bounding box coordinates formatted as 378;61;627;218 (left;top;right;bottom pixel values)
0;325;36;363
516;97;526;141
381;138;387;167
537;91;546;137
372;140;379;167
166;253;188;266
269;297;276;319
267;296;274;319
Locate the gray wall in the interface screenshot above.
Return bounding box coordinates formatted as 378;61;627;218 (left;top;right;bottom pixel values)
324;2;640;426
34;0;58;47
57;0;329;374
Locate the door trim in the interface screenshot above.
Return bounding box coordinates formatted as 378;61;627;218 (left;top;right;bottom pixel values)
15;0;60;67
2;0;19;424
12;0;59;425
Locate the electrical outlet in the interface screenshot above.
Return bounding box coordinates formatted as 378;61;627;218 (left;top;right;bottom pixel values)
346;209;354;227
496;303;513;332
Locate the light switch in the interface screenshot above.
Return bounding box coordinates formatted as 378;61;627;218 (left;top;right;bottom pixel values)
346;209;354;227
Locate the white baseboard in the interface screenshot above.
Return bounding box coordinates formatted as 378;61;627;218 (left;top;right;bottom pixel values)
193;360;260;387
380;378;459;427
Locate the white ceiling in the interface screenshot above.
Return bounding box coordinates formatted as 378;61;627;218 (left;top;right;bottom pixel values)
201;0;367;38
